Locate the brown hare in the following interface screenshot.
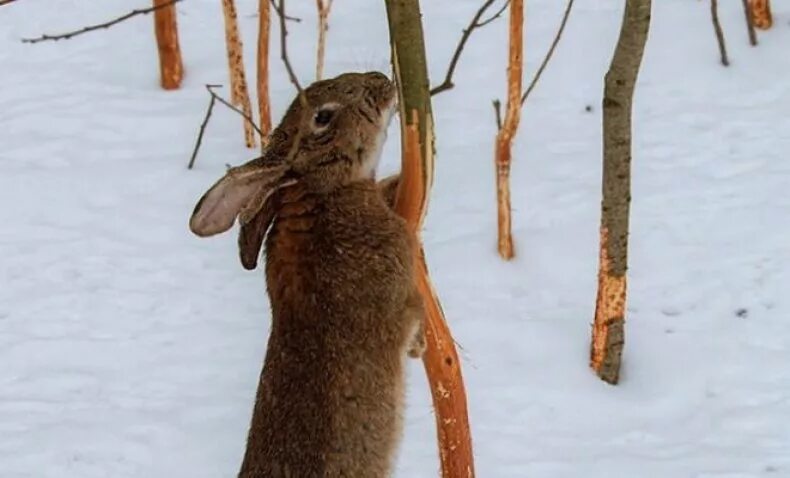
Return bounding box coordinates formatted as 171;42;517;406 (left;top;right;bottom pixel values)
189;71;425;478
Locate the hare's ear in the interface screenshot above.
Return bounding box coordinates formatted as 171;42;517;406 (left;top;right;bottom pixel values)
237;196;276;270
189;159;291;238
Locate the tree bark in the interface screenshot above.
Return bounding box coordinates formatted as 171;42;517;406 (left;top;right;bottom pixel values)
153;0;183;90
590;0;651;385
748;0;772;30
257;0;273;146
222;0;257;148
494;0;523;260
384;1;475;476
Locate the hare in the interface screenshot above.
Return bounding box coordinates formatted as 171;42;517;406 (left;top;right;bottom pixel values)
189;71;425;478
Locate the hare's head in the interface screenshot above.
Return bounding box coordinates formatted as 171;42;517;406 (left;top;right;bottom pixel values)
189;71;397;267
271;71;397;187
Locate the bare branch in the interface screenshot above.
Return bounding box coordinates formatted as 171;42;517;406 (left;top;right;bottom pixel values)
710;0;730;66
269;0;302;22
430;0;508;96
189;84;269;169
492;99;502;131
272;0;304;94
21;0;183;44
272;0;310;165
520;0;575;105
740;0;758;46
476;0;509;27
188;91;218;170
0;0;20;7
207;85;264;138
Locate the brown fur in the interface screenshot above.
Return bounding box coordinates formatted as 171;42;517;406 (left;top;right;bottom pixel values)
376;174;400;210
188;72;424;477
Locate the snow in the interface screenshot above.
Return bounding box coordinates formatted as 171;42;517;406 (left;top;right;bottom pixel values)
2;0;789;477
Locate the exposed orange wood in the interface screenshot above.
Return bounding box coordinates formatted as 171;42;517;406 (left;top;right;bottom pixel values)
590;227;627;383
222;0;256;148
749;0;772;29
385;0;475;471
393;114;426;227
394;112;474;478
257;0;272;146
494;0;523;260
153;0;183;90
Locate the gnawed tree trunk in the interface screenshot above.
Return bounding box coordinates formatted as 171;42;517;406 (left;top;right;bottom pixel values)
748;0;772;29
384;1;475;477
315;0;333;80
494;0;523;260
590;0;651;385
257;0;273;146
222;0;256;148
153;0;183;89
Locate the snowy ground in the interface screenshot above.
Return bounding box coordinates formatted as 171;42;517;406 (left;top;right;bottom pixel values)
1;0;789;477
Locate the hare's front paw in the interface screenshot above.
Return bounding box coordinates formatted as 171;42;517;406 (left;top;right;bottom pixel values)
407;323;426;358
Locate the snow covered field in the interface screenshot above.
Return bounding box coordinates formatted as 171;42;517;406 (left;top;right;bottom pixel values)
1;0;789;476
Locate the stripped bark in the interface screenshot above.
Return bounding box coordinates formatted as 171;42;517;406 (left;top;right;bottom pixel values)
257;0;273;146
710;0;730;67
748;0;772;30
494;0;523;260
153;0;183;89
315;0;333;80
222;0;257;148
590;0;651;385
384;1;475;476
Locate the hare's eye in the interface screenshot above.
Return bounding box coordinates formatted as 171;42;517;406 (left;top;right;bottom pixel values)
314;109;335;127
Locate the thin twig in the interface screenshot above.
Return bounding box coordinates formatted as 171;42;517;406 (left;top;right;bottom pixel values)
269;0;302;22
272;0;309;165
188;92;218;170
520;0;575;104
207;84;264;138
189;84;267;169
429;0;509;96
476;0;510;27
741;0;758;46
492;99;502;131
21;0;182;44
0;0;20;7
710;0;730;66
272;0;304;94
